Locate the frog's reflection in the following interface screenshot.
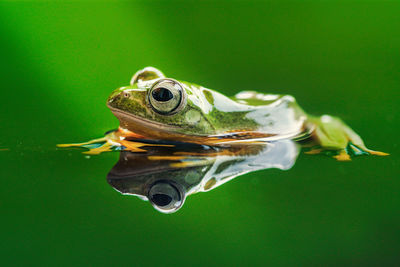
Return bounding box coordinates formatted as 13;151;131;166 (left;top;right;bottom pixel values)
107;140;299;213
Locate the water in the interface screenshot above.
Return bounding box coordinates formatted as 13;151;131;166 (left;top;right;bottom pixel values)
1;1;399;266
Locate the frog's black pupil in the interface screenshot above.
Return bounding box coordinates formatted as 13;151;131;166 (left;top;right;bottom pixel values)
151;193;173;207
152;87;173;102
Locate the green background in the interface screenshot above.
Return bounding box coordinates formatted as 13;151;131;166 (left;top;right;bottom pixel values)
0;1;399;266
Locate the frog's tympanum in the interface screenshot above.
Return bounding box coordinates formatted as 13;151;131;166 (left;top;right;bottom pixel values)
107;140;299;213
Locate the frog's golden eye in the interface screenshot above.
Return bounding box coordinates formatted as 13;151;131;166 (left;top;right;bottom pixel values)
148;181;184;213
148;78;186;115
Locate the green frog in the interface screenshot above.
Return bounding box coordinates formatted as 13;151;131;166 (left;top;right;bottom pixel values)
107;67;387;160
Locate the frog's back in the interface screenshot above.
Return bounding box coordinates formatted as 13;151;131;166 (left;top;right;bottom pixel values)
198;89;309;142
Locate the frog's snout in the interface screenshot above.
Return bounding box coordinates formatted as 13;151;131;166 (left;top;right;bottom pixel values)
108;89;130;103
107;87;147;110
148;181;185;213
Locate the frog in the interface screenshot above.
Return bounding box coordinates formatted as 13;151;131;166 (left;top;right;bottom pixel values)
106;67;387;161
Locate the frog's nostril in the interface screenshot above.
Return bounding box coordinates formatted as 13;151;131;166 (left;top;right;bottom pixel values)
123;92;130;98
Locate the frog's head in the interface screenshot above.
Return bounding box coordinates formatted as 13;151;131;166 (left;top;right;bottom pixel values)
107;67;216;139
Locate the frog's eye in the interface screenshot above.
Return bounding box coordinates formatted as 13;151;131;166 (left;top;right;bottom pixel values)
148;181;184;213
148;78;186;115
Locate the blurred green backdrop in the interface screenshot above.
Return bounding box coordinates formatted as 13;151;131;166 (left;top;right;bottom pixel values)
0;1;399;266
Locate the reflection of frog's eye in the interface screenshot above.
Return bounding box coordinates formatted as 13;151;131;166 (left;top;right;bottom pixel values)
148;79;186;115
148;181;184;213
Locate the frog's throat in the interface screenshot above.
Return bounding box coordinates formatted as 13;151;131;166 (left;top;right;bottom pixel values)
108;105;185;137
